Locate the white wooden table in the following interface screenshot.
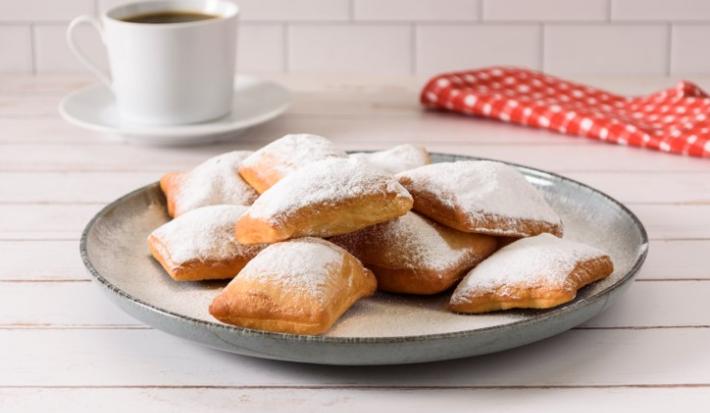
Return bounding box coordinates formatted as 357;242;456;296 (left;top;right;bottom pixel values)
1;74;709;412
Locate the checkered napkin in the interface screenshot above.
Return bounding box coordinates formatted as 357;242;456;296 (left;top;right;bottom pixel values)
421;66;710;158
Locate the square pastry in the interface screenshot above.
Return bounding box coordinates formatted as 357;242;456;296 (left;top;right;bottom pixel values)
235;157;413;244
449;233;613;313
209;237;377;335
331;211;497;295
397;160;563;237
349;144;431;175
148;205;265;281
238;133;345;193
160;151;258;217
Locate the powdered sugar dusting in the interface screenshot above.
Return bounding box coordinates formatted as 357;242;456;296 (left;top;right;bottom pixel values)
246;157;412;223
175;151;258;214
398;160;561;225
151;205;263;265
451;233;607;304
236;238;345;302
241;133;346;176
350;144;430;175
336;212;487;274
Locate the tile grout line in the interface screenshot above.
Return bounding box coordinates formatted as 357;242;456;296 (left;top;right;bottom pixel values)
539;23;545;71
410;24;417;76
666;23;673;76
29;23;37;75
282;23;290;73
607;0;612;21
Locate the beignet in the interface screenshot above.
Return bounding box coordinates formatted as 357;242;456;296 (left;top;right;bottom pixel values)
350;144;431;175
160;151;258;217
147;205;266;281
397;160;563;237
238;133;346;193
209;237;377;335
449;233;613;313
331;211;497;294
235;157;413;244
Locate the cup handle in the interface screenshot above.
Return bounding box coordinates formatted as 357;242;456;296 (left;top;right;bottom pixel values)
66;15;112;88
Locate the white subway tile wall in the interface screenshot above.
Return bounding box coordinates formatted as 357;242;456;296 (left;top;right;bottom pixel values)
1;0;709;75
34;24;108;73
671;25;710;74
353;0;479;22
544;25;669;75
0;26;33;73
236;24;285;73
483;0;608;22
289;25;411;74
416;25;541;76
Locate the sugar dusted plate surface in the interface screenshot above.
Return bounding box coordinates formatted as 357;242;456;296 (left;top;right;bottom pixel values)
81;153;648;365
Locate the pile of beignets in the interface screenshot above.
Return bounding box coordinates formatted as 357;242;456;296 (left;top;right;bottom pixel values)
148;133;614;335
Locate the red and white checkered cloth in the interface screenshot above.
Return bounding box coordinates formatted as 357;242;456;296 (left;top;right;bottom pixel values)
421;66;710;158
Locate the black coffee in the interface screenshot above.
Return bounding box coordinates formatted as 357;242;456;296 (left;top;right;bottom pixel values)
121;11;217;24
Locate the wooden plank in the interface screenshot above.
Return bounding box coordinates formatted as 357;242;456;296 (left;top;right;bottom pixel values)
0;75;92;95
0;118;109;144
0;280;707;329
629;204;710;239
0;241;85;279
640;240;710;279
0;328;708;386
1;203;706;240
581;280;710;328
0;172;160;203
2;387;710;413
0;114;591;146
1;142;706;173
566;172;710;204
3;170;709;204
0;281;139;327
430;143;710;173
0;204;102;240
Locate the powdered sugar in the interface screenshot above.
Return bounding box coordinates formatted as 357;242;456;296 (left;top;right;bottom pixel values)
245;157;412;223
451;233;608;303
236;238;345;301
350;144;430;175
398;160;561;225
336;212;488;274
175;151;258;215
241;133;346;177
151;205;263;265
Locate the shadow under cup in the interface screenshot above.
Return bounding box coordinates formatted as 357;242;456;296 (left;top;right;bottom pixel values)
103;0;238;125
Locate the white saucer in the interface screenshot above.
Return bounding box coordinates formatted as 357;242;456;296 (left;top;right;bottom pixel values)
59;76;290;145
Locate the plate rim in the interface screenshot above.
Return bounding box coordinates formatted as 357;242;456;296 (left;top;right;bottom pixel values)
58;75;291;139
80;153;649;344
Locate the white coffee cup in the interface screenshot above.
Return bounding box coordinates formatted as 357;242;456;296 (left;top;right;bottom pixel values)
67;0;238;125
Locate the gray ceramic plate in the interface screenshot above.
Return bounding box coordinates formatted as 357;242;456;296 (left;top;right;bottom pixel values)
80;153;648;365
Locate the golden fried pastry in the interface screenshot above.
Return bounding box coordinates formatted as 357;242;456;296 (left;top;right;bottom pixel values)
235;157;413;244
209;237;377;335
449;233;613;313
350;144;431;175
160;151;258;217
397;160;563;237
331;211;497;295
238;133;346;193
148;205;266;281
